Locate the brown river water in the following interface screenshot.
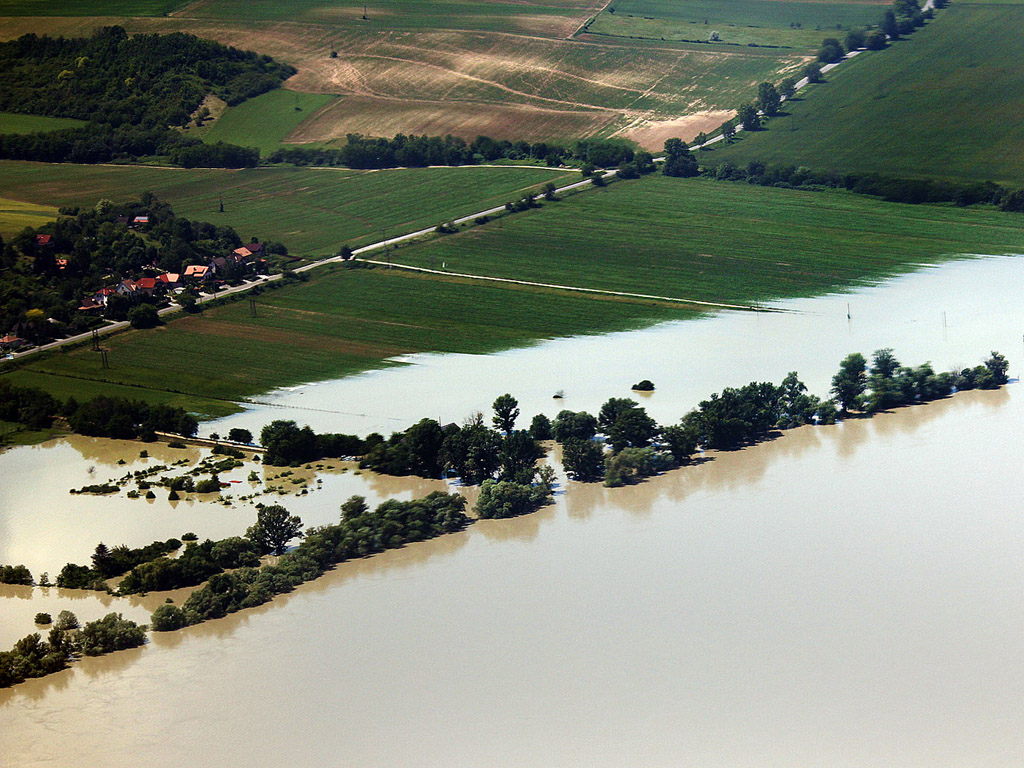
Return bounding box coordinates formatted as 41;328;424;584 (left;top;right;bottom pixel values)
1;255;1023;766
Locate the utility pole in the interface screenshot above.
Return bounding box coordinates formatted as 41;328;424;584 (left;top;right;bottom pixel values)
249;298;258;317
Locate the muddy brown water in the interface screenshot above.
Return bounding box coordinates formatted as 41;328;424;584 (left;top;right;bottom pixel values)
1;256;1024;766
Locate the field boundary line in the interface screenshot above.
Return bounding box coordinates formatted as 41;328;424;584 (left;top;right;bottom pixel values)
354;259;778;313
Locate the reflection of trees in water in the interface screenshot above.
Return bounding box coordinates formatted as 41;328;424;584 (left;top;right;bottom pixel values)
64;434;201;466
476;503;557;544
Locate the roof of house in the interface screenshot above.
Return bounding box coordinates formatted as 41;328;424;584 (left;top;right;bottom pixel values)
184;265;209;277
120;279;138;290
78;297;103;310
137;277;158;290
35;234;53;245
0;334;22;344
97;287;116;296
157;272;180;283
133;215;149;224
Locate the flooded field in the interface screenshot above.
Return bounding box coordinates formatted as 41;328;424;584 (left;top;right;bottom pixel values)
1;255;1023;766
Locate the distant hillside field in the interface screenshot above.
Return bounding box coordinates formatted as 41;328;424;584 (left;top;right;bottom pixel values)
0;161;576;252
200;90;335;155
589;0;885;48
703;3;1024;186
0;0;813;147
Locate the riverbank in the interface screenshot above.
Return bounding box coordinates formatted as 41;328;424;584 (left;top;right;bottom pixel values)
4;178;1023;418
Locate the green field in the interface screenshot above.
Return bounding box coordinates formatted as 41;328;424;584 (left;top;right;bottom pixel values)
5;265;686;417
0;196;56;235
704;4;1024;186
391;175;1024;305
0;112;87;134
0;161;576;253
8;175;1024;416
589;0;883;47
201;90;336;155
0;0;184;14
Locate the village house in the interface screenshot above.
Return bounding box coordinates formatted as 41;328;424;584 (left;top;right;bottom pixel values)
131;215;149;228
77;296;104;312
34;234;53;250
231;242;265;263
183;264;210;283
136;277;159;296
117;278;140;297
93;286;116;306
0;334;25;352
156;272;180;289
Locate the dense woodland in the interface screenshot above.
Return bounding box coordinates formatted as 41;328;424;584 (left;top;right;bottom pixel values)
0;26;292;166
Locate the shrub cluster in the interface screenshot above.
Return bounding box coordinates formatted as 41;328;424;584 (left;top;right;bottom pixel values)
116;537;260;595
0;564;33;585
0;611;145;688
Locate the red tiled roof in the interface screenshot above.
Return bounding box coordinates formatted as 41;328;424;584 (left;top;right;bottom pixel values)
35;234;53;245
137;277;157;289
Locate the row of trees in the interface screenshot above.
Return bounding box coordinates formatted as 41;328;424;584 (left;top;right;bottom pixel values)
831;349;1008;413
268;134;640;171
152;492;469;629
0;611;145;688
0;564;33;585
0;381;198;440
702;160;1012;208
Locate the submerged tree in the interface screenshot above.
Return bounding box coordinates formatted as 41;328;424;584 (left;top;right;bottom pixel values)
246;504;304;556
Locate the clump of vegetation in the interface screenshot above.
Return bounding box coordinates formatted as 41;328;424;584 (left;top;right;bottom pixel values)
0;564;33;585
117;537;260;595
69;483;120;495
78;613;145;656
632;380;655;392
475;478;553;519
33;613;51;625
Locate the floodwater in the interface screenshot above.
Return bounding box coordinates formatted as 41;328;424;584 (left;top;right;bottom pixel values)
211;254;1024;437
2;254;1024;766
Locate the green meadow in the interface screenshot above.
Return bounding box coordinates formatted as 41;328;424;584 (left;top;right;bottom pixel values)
6;265;687;417
392;174;1024;305
704;3;1024;186
0;0;185;14
0;161;576;252
0;112;87;134
201;90;336;155
9;174;1024;415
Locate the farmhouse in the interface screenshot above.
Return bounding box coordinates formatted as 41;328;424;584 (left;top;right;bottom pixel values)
77;297;104;312
117;279;139;297
156;272;180;288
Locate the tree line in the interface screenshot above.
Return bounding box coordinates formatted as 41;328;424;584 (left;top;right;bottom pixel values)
0;380;199;441
267;134;639;171
0;27;294;167
700;159;1016;209
151;492;471;629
